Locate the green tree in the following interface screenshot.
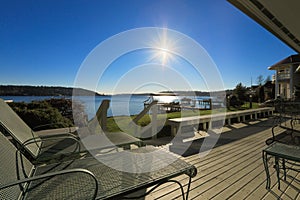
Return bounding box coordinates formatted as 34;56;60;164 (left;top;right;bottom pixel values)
9;100;74;130
264;75;271;84
234;82;247;102
256;75;264;86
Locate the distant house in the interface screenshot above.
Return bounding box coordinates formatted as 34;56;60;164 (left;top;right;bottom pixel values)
268;54;300;99
262;81;275;101
249;81;274;102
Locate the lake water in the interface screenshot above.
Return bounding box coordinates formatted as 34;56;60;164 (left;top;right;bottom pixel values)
0;95;219;119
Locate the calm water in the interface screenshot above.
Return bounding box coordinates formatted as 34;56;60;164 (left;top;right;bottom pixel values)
1;95;219;119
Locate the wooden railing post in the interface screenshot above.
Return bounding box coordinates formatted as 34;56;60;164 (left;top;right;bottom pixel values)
96;99;110;132
131;100;159;139
88;99;110;132
150;103;158;139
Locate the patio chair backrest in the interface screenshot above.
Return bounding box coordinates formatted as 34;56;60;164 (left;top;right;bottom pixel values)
0;130;34;200
0;99;41;158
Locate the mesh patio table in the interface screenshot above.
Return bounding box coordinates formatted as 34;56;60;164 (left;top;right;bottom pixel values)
262;142;300;189
25;146;197;199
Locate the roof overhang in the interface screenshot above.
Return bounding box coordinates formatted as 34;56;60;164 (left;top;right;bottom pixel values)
268;54;300;70
228;0;300;53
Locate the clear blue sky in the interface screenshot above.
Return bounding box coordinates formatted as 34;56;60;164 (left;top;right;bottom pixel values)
0;0;296;94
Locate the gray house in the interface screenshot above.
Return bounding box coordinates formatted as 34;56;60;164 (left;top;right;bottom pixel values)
268;54;300;99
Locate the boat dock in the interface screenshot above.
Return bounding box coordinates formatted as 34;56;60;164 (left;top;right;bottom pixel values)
144;98;215;113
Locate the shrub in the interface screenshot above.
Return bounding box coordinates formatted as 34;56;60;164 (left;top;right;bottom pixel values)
9;100;74;130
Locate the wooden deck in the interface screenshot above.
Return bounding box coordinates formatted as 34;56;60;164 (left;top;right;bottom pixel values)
144;117;300;200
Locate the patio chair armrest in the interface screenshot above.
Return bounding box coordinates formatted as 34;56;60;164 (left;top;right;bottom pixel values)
22;134;81;154
32;123;74;132
186;166;197;178
0;168;98;200
35;126;78;137
37;131;78;140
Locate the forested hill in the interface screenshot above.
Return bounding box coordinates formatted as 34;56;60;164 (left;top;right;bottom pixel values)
0;85;102;96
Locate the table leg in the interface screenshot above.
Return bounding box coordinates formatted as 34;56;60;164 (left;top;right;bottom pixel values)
262;151;270;189
275;157;280;189
282;158;286;181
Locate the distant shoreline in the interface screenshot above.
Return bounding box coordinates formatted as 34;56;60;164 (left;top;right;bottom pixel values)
0;85;228;97
0;85;104;96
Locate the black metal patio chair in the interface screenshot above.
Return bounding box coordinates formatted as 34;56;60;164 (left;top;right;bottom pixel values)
0;98;143;164
266;100;300;145
0;130;197;199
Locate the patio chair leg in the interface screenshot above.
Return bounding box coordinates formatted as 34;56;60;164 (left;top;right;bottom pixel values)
262;151;270;189
185;176;192;200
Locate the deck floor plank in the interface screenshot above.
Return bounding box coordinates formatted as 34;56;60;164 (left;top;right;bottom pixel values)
144;118;299;200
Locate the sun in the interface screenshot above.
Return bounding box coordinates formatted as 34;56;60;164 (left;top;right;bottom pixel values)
154;47;172;65
147;28;178;66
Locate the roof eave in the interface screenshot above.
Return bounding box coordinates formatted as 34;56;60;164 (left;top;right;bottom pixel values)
227;0;300;54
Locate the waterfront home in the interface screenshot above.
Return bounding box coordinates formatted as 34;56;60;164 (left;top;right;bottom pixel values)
268;54;300;99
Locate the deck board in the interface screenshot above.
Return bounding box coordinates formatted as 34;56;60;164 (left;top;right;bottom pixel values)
144;117;300;200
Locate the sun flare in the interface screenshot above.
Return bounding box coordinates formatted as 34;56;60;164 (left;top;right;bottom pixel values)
155;47;172;65
148;28;178;66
